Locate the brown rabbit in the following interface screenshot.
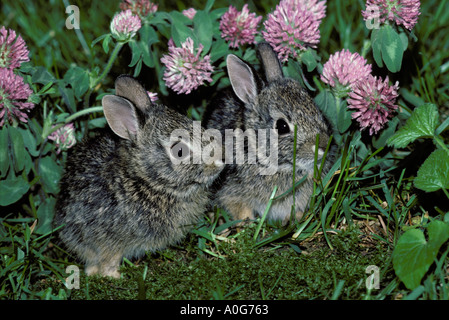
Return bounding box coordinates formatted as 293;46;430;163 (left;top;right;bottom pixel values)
54;75;223;278
204;43;334;224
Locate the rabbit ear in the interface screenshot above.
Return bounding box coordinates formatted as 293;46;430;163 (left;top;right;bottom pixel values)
227;54;258;104
257;43;283;82
102;95;140;140
114;75;152;113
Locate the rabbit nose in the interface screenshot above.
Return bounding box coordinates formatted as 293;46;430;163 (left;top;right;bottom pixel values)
311;133;329;156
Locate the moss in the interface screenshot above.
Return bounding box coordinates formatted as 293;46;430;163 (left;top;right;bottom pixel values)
42;225;393;300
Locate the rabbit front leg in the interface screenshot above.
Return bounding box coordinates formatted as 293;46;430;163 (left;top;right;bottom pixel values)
98;252;123;279
281;210;305;226
81;246;101;276
223;200;254;223
84;248;123;279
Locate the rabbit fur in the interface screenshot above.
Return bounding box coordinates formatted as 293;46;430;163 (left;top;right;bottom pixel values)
204;43;335;224
54;75;223;278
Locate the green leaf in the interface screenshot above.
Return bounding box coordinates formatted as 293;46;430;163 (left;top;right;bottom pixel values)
127;31;155;69
139;24;159;47
371;28;383;68
388;103;440;148
35;197;56;235
128;40;142;68
380;24;403;73
88;117;107;130
414;149;449;192
194;10;213;54
91;33;108;48
373;117;399;149
148;14;171;36
38;156;62;195
37;81;55;95
209;38;229;62
58;85;77;113
102;34;112;54
0;174;30;206
140;41;154;68
0;127;10;177
64;66;90;99
400;88;425;108
170;10;192;25
399;31;409;52
31;66;56;85
315;90;337;129
170;11;196;46
337;100;352;134
436;115;449;136
393;220;449;290
8;126;27;173
204;0;215;12
139;25;159;68
18;127;39;157
371;25;405;72
301;49;318;72
133;59;143;77
210;7;228;21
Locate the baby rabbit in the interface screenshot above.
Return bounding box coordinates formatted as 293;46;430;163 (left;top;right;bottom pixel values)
54;75;223;278
204;43;334;224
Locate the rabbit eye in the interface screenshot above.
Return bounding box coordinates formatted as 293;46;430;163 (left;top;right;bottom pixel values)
170;142;190;161
275;119;290;135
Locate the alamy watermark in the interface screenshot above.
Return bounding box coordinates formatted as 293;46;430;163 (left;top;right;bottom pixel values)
65;5;80;30
365;5;380;30
65;265;80;289
169;121;279;176
365;265;380;290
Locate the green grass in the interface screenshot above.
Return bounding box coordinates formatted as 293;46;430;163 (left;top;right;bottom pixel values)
1;0;449;300
34;221;394;300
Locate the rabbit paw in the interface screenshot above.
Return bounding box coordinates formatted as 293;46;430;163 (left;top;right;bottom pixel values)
85;252;122;279
281;210;305;226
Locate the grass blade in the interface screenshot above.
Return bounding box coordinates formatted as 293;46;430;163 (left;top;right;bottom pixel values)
253;186;278;243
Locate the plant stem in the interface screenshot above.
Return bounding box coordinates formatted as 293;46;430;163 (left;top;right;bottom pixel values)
434;135;449;155
45;106;104;137
66;106;104;123
361;39;372;58
335;96;341;114
44;40;124;140
253;186;278;244
83;41;124;111
93;42;124;88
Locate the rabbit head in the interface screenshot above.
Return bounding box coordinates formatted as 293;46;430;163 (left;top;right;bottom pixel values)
103;75;223;192
225;43;332;175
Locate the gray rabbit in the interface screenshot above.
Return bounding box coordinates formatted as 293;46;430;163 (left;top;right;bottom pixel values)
54;75;223;278
204;43;334;225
